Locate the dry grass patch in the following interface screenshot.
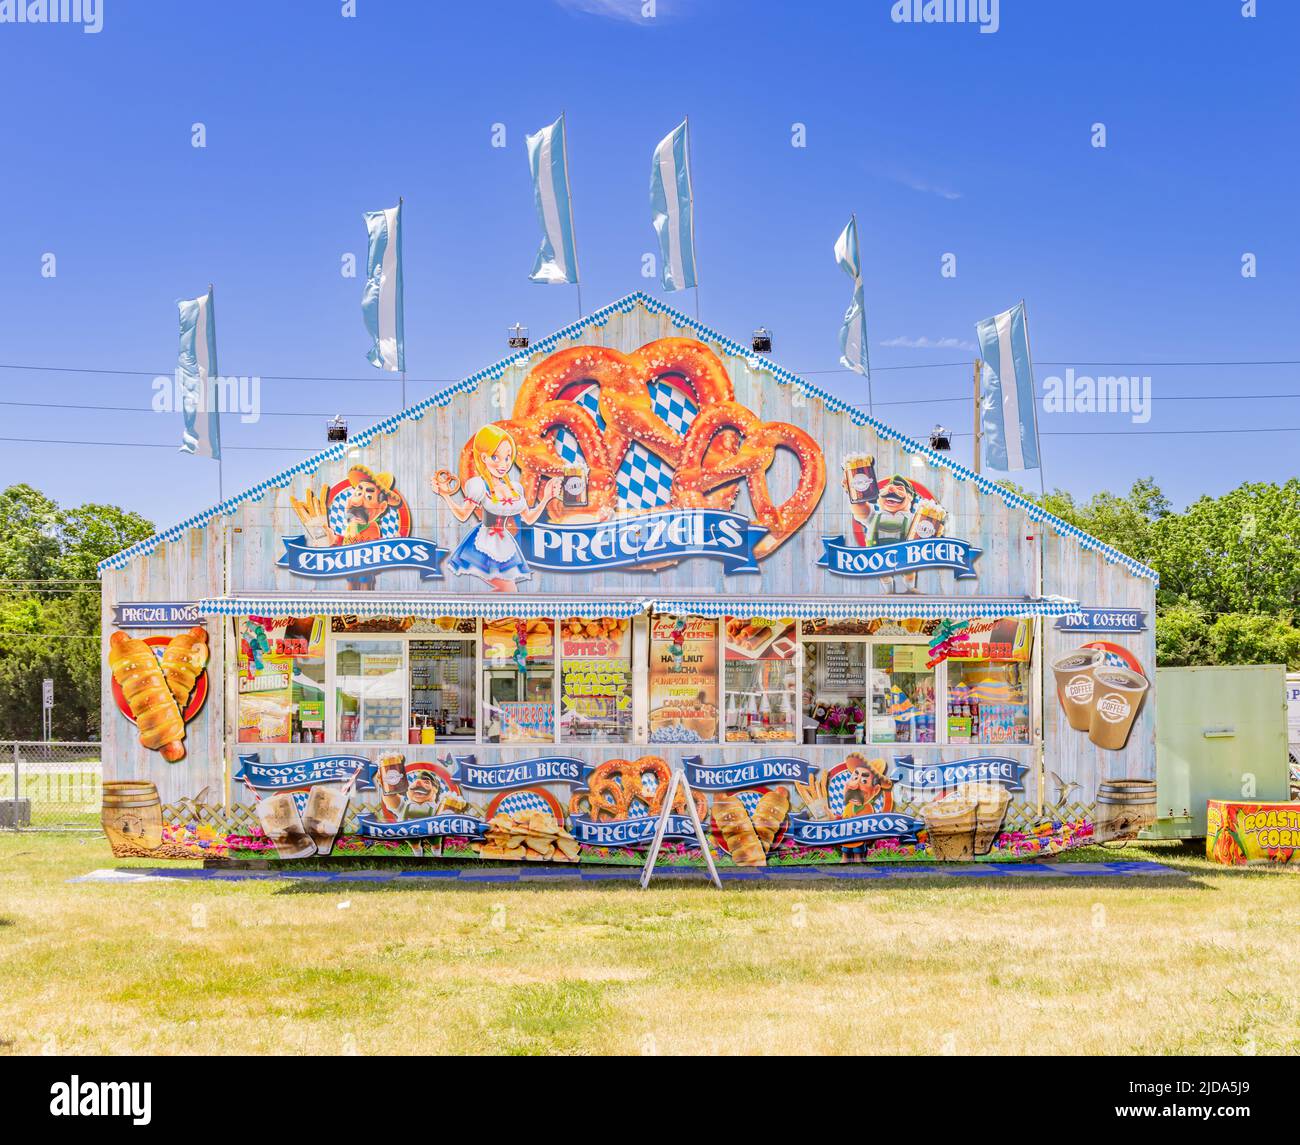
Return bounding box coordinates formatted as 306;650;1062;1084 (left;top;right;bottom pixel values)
0;835;1295;1055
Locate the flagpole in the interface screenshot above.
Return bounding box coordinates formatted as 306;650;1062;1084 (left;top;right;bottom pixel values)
399;197;406;410
561;110;583;320
210;283;224;504
1020;297;1047;501
685;114;699;321
856;214;874;418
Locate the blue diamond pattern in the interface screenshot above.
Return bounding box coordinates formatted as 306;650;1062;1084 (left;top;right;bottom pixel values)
495;790;552;817
547;379;698;512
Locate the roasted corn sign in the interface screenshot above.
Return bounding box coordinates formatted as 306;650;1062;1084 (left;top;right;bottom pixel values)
1207;800;1300;865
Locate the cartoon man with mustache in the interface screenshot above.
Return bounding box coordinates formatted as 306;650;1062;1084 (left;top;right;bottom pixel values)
381;766;443;821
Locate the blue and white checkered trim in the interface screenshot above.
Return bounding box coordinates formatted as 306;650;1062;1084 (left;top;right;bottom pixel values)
650;597;1082;620
99;292;1157;583
197;597;650;620
198;595;1078;622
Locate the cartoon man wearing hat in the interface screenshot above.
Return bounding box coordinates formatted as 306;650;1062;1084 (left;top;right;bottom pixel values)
335;465;404;545
381;765;444;821
291;465;408;590
867;474;917;594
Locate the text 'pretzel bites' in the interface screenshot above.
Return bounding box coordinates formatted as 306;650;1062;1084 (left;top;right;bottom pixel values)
673;400;827;558
455;338;825;548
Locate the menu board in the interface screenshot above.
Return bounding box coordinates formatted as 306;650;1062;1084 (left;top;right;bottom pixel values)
819;642;863;693
649;617;719;713
410;640;463;710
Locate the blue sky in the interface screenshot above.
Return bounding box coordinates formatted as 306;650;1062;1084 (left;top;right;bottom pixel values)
0;0;1295;531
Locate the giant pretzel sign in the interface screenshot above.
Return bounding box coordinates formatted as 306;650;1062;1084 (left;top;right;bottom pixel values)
456;338;826;560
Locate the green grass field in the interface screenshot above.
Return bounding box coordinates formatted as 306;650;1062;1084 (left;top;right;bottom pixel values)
0;833;1295;1056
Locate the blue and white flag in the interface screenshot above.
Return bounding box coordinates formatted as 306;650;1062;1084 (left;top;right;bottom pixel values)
835;215;869;377
976;301;1040;471
177;287;221;460
649;119;697;291
526;114;580;285
362;201;405;372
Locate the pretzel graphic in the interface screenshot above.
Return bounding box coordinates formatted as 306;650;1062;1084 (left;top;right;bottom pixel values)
568;755;707;822
673;400;827;558
457;339;744;524
456;338;825;551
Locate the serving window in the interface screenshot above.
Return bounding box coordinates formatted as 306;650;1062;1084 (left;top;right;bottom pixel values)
724;618;797;743
481;618;555;743
559;617;633;743
409;638;475;741
235;612;1036;748
335;639;406;744
237;617;326;744
648;616;719;744
945;619;1034;745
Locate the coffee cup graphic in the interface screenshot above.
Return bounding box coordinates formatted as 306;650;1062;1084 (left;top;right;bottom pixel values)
1088;667;1149;751
1052;648;1105;732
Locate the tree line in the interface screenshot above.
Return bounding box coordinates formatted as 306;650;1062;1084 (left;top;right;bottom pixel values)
1;477;1296;740
1016;476;1300;669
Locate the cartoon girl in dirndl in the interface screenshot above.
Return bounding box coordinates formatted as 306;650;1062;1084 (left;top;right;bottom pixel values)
431;425;561;592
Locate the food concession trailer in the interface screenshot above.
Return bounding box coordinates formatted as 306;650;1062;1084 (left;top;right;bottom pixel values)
98;294;1157;867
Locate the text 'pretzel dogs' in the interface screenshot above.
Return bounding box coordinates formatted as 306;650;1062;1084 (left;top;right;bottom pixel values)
457;338;826;557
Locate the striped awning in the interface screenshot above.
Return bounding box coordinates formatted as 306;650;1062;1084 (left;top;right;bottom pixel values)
649;597;1082;621
197;597;650;620
199;595;1080;622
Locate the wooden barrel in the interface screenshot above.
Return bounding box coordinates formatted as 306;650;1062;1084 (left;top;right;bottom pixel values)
1095;779;1156;842
102;781;164;854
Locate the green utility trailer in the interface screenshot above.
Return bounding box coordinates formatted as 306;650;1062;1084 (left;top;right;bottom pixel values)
1146;664;1291;840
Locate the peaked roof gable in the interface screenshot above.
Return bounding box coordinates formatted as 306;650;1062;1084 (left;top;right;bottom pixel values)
98;292;1156;581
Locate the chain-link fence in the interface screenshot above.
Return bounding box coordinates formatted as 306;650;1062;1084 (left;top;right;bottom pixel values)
0;742;102;831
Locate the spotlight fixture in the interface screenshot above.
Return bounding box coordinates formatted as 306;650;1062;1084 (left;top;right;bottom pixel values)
751;326;772;353
326;414;349;443
929;424;952;451
508;323;530;348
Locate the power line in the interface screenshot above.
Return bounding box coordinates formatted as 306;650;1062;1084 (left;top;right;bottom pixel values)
939;427;1300;438
0;437;314;451
0;362;456;384
8;390;1300;423
1;356;1297;382
0;400;390;418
